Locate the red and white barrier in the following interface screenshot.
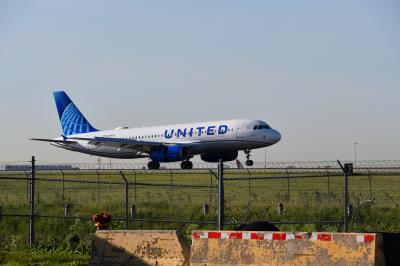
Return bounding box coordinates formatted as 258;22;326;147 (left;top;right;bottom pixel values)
192;231;375;243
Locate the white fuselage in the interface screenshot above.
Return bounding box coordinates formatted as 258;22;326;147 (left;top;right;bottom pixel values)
52;119;281;159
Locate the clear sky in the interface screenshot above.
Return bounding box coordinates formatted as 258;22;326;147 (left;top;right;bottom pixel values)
0;0;399;164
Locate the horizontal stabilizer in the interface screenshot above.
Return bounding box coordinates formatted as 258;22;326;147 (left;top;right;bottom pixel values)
30;138;77;144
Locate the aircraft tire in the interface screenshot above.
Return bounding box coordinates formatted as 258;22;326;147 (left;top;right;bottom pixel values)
245;160;254;167
181;161;193;170
148;161;160;170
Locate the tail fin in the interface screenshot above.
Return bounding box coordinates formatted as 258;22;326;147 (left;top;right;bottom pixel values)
236;159;244;169
53;91;98;136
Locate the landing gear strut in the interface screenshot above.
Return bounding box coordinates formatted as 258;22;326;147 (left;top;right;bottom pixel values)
244;149;254;167
181;160;193;170
148;160;160;170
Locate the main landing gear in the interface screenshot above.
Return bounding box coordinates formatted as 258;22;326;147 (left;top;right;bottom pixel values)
244;149;254;167
148;161;160;170
181;160;193;170
147;160;193;170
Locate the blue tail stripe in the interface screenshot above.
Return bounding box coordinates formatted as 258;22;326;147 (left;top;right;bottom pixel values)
53;91;99;136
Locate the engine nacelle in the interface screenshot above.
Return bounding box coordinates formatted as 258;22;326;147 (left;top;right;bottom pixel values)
150;145;189;162
200;150;238;163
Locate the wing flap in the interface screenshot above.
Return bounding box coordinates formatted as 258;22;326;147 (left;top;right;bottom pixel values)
68;136;199;153
69;136;164;153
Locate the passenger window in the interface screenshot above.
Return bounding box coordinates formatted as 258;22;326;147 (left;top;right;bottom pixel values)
258;125;263;130
253;126;257;130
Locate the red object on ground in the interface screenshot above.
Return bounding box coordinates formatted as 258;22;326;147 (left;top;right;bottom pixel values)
93;213;112;230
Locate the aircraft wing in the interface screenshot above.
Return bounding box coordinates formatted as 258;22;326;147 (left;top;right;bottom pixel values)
69;136;196;153
31;138;78;144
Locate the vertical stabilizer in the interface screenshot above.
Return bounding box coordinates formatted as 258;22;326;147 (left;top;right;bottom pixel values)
53;91;98;136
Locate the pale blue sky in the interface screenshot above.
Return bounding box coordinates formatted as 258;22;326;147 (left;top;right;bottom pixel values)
0;1;399;163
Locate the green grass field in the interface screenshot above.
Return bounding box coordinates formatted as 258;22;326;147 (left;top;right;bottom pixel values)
0;168;399;264
0;249;89;265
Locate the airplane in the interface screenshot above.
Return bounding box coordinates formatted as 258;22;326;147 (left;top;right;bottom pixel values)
236;159;244;169
32;91;281;169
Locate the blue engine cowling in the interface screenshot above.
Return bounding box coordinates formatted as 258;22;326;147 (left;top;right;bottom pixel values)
150;145;189;162
200;150;238;163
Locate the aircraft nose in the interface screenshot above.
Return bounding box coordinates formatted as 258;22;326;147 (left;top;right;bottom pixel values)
270;129;281;144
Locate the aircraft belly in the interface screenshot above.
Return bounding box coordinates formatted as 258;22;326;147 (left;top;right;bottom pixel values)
189;140;265;155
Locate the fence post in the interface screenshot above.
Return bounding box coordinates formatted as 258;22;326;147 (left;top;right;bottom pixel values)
337;160;351;232
120;171;129;230
217;159;224;230
343;164;351;232
29;156;35;247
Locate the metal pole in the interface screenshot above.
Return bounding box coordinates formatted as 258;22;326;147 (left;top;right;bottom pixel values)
343;163;350;232
120;171;128;230
29;156;35;247
217;159;224;230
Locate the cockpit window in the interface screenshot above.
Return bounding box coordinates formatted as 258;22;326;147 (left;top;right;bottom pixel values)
255;124;271;130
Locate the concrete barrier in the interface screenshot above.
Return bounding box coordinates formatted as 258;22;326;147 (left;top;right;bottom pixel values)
90;230;190;266
190;231;385;265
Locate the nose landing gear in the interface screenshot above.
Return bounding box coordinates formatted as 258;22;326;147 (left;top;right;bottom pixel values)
244;149;254;167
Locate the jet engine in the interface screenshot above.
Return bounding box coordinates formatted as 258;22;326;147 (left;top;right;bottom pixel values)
150;146;189;162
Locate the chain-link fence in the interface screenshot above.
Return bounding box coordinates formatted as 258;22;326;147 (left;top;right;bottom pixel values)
0;158;399;249
223;168;344;228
